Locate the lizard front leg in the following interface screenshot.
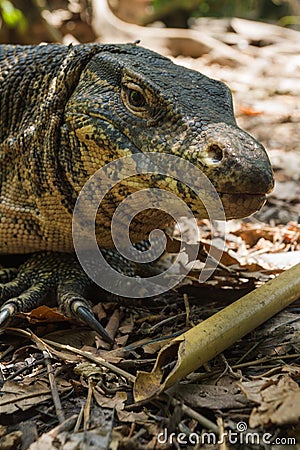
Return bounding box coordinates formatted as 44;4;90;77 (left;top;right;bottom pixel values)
0;252;113;344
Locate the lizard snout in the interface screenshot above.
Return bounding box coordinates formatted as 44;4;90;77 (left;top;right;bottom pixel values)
196;123;274;197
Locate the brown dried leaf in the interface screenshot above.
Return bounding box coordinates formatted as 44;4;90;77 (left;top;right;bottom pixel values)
239;105;263;116
0;378;71;414
116;408;148;423
238;375;300;427
44;329;97;348
28;411;113;449
175;384;247;410
93;389;127;410
20;306;69;323
0;431;22;450
238;378;276;404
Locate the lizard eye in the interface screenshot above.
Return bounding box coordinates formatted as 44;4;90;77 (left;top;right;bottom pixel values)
127;89;146;108
121;82;148;116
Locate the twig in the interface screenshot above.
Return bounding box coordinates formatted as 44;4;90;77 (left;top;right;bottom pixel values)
84;380;93;430
217;417;228;450
42;338;136;383
171;398;219;434
4;328;135;382
74;404;84;432
43;349;65;424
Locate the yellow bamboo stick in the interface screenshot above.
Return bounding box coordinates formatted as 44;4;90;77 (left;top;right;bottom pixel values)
134;262;300;402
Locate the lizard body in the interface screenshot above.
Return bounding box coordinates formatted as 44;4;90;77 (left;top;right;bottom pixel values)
0;43;274;340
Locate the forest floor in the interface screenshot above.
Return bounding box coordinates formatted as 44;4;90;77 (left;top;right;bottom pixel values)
0;2;299;449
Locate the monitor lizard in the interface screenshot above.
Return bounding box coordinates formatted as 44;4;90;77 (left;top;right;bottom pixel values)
0;43;274;342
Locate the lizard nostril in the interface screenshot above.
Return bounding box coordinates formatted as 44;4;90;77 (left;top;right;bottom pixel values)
207;143;223;163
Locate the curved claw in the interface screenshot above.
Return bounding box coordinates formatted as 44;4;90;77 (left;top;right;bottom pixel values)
71;300;114;345
0;303;16;328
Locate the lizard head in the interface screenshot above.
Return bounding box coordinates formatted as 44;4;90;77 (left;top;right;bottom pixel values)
63;44;274;244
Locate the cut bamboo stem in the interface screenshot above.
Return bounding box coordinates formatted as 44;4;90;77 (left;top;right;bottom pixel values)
134;262;300;402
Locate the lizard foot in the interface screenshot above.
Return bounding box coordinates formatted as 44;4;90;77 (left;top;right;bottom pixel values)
0;253;113;344
0;267;18;283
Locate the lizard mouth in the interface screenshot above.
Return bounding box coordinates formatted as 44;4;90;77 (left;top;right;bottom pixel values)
219;192;267;219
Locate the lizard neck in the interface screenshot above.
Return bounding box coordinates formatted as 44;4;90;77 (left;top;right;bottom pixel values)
0;45;101;253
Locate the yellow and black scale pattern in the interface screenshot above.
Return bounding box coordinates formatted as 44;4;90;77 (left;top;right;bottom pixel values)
0;43;274;342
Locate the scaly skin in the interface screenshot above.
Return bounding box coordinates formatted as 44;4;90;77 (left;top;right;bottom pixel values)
0;43;274;341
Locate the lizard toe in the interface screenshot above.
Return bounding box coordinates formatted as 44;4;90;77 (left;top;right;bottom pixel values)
57;271;114;344
0;304;15;328
0;276;32;301
0;281;50;327
60;293;113;344
0;252;113;343
75;304;113;344
0;268;18;284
